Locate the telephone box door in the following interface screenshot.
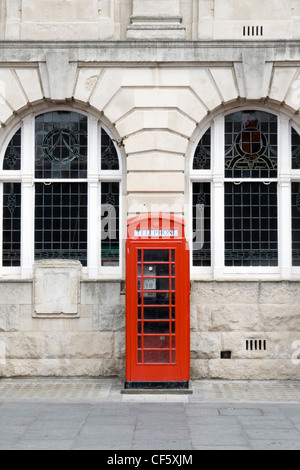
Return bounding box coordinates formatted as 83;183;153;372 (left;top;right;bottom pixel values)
125;215;190;389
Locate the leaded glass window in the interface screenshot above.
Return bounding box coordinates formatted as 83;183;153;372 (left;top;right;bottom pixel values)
35;183;88;266
292;183;300;266
3;183;21;267
3;129;21;171
101;182;120;266
0;110;122;274
224;111;278;267
225;111;277;179
191;109;284;274
35;112;88;179
192;183;211;266
193;128;211;170
225;182;278;267
292;127;300;170
101;128;119;171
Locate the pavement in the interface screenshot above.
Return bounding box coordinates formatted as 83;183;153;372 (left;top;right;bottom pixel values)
1;378;300;450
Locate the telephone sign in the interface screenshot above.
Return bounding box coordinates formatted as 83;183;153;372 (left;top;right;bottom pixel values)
125;214;190;389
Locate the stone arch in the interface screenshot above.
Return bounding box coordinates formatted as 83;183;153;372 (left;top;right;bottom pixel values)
0;99;126;167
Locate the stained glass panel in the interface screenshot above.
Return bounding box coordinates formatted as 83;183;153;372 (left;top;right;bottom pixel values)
101;128;119;171
35;112;88;179
192;182;211;266
225;111;278;179
35;183;88;266
292;182;300;266
193;128;211;170
101;182;120;266
3;129;21;171
292;127;300;170
3;183;21;266
225;182;278;267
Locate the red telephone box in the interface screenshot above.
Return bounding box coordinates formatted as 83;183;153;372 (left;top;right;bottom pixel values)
125;214;190;389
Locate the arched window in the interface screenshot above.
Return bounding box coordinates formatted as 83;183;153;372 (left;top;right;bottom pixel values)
0;110;122;277
191;109;300;279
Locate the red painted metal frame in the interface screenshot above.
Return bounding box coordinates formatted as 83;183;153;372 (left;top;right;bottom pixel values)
126;214;190;384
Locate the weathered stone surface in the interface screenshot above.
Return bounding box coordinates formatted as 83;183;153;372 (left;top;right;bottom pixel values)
5;333;45;359
81;282;123;306
259;282;300;305
209;359;300;381
259;304;300;331
191;332;221;359
210;304;260;332
1;358;124;378
93;304;125;331
34;260;82;316
0;282;32;305
6;305;19;332
0;306;6;332
191;282;259;305
190;359;210;379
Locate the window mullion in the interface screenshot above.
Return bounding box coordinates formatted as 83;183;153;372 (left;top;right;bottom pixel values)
88;117;100;278
279;114;292;279
21;115;35;278
0;182;3;268
212;116;225;279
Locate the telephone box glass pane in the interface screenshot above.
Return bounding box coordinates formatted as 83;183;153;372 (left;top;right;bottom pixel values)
144;307;170;320
144;351;170;364
144;336;170;348
144;322;170;334
143;292;170;305
138;264;169;277
144;250;170;262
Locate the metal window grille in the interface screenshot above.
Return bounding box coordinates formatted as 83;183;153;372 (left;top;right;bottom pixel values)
35;112;88;179
225;111;278;179
292;128;300;170
35;183;88;266
193;128;211;170
292;182;300;266
2;183;21;266
225;182;278;267
3;129;21;171
101;182;120;266
192;182;211;266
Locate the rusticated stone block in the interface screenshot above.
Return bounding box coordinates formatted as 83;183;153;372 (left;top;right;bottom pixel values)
0;282;32;305
210;304;259;332
259;281;300;305
259;303;300;331
209;359;300;381
5;333;45;359
81;281;123;306
191;332;221;359
93;304;125;331
190;359;210;379
191;281;259;305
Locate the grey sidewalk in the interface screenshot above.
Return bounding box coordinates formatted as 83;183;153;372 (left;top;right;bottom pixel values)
1;378;300;450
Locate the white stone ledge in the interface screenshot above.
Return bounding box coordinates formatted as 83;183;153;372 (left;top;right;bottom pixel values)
0;40;299;64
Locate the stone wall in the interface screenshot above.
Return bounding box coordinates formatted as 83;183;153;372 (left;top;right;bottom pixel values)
0;280;125;378
0;0;299;40
1;279;300;379
191;281;300;380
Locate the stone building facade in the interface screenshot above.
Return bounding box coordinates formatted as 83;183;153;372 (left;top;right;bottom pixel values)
0;0;300;380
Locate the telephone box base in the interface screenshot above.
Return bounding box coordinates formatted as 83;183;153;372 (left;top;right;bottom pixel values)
124;381;190;390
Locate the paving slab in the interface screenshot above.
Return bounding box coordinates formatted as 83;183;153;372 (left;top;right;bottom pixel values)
0;378;300;450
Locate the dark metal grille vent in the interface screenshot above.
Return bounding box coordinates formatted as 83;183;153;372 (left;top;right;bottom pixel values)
243;26;263;37
246;339;267;351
